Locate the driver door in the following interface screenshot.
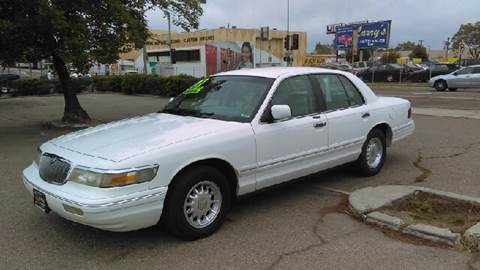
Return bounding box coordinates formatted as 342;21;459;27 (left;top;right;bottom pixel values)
252;75;328;190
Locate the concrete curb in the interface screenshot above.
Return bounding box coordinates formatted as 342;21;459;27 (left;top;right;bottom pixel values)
349;185;480;249
403;224;460;247
366;211;404;231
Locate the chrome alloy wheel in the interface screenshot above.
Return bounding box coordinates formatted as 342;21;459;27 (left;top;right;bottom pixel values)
184;181;222;229
366;137;383;169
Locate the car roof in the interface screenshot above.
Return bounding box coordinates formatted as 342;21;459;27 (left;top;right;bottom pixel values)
214;67;345;79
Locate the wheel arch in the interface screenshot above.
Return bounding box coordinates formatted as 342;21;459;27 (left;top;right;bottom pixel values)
370;122;393;147
169;158;239;200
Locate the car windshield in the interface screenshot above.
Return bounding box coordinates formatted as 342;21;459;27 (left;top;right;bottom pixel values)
162;75;274;122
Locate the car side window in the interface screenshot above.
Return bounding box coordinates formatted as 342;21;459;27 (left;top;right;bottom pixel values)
473;67;480;74
338;76;364;106
457;67;473;75
313;74;350;111
270;75;318;117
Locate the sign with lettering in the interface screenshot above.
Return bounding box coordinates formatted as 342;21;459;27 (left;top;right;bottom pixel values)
335;20;391;49
357;21;391;49
147;35;215;46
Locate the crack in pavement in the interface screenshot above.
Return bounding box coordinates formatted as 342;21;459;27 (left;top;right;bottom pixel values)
266;194;364;270
413;141;480;183
413;151;431;183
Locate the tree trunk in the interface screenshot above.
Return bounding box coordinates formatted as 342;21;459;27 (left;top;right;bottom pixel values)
52;54;90;123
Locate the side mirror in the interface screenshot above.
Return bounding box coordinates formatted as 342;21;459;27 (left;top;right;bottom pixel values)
271;105;292;121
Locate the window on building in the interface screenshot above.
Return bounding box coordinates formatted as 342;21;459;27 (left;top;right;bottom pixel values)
147;49;201;63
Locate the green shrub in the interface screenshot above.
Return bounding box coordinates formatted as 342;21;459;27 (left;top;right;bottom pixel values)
10;78;93;96
91;74;198;97
10;78;55;96
10;74;198;97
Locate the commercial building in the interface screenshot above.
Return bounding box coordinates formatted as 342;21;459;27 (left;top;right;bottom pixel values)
116;27;307;77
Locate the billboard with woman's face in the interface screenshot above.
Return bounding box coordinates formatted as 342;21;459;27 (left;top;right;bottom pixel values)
204;40;283;75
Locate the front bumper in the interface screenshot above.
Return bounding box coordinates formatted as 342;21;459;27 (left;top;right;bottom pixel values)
23;163;167;232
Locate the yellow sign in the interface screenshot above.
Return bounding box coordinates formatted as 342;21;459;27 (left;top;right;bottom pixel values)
436;57;458;63
304;56;327;66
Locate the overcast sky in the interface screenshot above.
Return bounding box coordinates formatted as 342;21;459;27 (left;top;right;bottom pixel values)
146;0;479;52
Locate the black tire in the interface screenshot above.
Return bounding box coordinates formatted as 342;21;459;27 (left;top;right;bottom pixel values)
162;165;231;240
448;88;458;91
355;128;387;176
434;80;447;91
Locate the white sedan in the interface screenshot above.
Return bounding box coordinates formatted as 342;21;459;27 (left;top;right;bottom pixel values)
23;67;414;240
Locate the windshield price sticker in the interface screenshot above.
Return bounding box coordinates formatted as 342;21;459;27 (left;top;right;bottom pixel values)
183;78;210;94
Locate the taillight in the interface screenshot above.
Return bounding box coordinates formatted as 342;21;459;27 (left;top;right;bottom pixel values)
408;107;412;119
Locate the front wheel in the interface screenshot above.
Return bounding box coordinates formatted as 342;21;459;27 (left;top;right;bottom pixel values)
162;165;231;240
434;80;447;91
355;129;386;176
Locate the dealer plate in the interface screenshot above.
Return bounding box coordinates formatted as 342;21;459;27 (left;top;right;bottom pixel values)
33;189;50;213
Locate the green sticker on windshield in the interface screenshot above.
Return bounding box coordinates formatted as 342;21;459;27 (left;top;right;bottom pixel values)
183;77;210;94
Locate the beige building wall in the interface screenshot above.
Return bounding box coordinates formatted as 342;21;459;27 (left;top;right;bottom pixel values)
120;28;307;67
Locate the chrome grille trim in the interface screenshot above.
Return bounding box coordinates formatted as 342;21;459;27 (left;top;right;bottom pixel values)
38;153;71;185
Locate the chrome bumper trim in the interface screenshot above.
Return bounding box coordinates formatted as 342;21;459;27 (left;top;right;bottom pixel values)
23;176;167;209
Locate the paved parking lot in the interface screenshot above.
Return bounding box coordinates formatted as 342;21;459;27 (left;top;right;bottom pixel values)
1;89;480;269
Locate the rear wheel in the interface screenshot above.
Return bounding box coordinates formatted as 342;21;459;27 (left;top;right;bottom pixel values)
355;129;386;176
434;80;447;91
162;165;231;240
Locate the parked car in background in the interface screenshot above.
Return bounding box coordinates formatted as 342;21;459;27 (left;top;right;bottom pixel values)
0;73;20;94
356;64;408;82
23;67;414;240
460;59;480;67
403;63;425;73
352;61;372;75
319;63;353;73
405;63;458;82
429;65;480;91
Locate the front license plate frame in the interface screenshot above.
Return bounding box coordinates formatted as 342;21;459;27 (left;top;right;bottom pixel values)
33;189;50;213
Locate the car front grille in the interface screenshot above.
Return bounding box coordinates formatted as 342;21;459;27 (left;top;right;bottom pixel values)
38;154;71;185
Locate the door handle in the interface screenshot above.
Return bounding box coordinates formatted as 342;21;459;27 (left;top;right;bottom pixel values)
313;122;327;128
362;112;370;118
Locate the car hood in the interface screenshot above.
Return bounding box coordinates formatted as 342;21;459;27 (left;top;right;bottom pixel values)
48;113;240;162
430;73;453;81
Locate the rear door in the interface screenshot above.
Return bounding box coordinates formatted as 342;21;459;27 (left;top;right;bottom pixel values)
471;67;480;88
312;74;370;162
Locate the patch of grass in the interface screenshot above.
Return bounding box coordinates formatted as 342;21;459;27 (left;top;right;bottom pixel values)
381;192;480;233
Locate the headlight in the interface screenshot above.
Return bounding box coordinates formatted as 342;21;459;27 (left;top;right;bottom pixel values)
68;166;158;188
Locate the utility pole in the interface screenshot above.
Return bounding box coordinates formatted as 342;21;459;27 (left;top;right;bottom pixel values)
445;37;450;60
142;7;148;74
286;0;292;66
167;11;172;64
418;40;423;47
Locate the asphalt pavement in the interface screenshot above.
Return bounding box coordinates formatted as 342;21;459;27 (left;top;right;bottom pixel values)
1;90;479;269
372;85;480;110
